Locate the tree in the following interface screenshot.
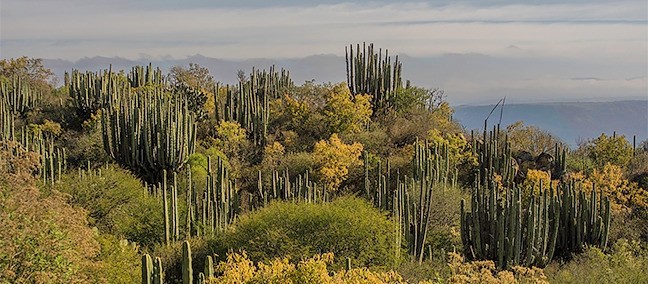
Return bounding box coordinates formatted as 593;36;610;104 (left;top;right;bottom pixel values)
0;56;54;88
312;133;363;191
392;85;445;114
506;121;562;155
322;83;372;135
585;133;633;169
168;63;215;91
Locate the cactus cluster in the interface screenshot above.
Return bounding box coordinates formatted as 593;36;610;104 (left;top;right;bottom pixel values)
471;124;567;187
0;89;66;184
472;125;517;187
255;169;328;208
215;66;293;146
556;182;611;256
345;42;403;114
148;155;238;242
67;67;124;119
363;140;455;263
101;86;197;183
0;76;42;116
129;64;165;88
460;171;610;268
0;97;14;141
142;240;215;284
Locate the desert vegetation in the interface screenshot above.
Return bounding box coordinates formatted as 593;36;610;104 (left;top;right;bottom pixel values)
1;44;647;283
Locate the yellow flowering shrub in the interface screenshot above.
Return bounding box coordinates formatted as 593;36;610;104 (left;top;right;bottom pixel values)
208;252;406;284
583;163;648;211
447;253;548;284
312;133;363;191
322;83;372;135
521;169;558;196
426;129;475;168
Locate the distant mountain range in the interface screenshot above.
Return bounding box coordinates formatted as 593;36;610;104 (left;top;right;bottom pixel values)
453;100;648;147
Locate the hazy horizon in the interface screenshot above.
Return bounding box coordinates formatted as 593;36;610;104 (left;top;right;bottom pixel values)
1;0;646;104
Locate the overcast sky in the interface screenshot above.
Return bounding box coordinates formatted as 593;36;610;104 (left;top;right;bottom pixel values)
0;0;646;103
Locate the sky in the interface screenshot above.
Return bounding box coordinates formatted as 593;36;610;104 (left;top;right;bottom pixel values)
0;0;647;104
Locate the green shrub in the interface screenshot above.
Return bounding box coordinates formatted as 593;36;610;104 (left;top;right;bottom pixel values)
0;142;98;283
545;239;648;284
86;233;141;283
151;237;214;284
221;196;403;269
56;165;163;247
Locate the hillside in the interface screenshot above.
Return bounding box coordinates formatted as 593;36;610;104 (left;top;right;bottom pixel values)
453;100;648;146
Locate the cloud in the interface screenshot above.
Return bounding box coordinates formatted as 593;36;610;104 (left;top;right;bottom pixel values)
1;0;645;60
1;0;646;103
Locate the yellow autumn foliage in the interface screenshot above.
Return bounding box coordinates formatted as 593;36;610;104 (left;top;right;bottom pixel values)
313;133;363;191
521;169;559;196
447;252;548;284
208;252;407;284
426;129;475;167
583;163;648;211
322;83;372;135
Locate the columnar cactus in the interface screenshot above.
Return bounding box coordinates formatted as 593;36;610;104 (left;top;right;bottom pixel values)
129;63;164;88
215;66;293;146
364;140;453;263
142;254;153;284
556;182;611;256
153;257;163;284
255;169;328;208
346;42;403;114
182;240;193;284
460;172;611;268
0;97;14;141
67;67;124;119
0;76;41;116
101;86;197;183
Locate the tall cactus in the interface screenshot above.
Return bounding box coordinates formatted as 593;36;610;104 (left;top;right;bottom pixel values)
129;63;164;88
255;169;328;208
101;85;197;183
67;67;125;119
556;182;611;256
460;172;611;268
0;76;41;116
363;140;453;263
0;97;14;141
153;257;163;284
346;42;403;114
215;66;293;146
142;254;154;284
182;240;193;284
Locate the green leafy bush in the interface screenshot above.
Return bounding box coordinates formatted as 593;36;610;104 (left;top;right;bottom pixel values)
55;165;163;247
0;142;137;283
220;196;403;269
545;239;648;284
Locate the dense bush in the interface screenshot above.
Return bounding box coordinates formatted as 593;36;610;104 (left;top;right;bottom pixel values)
545;239;648;284
55;165;163;247
446;252;548;283
0;168;98;283
208;252;405;284
220;196;403;269
0;142;140;283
